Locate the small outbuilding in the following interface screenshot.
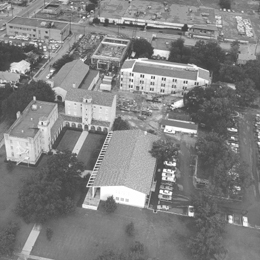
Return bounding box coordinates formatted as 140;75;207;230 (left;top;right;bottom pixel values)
161;118;198;134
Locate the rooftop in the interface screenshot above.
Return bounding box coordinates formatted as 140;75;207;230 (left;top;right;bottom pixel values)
53;60;89;90
65;89;116;107
8;100;56;139
123;59;205;80
80;69;99;90
93;130;158;194
100;0;216;26
0;71;20;82
92;36;131;61
161;118;198;131
7;16;69;30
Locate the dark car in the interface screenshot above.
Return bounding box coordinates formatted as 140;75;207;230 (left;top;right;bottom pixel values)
137;115;147;120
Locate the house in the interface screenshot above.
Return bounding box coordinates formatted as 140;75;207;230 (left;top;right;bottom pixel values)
4;97;63;165
6;16;70;41
91;36;131;70
120;58;211;96
161;118;198;135
188;24;219;40
0;71;20;85
52;60;99;101
83;130;158;210
10;60;30;74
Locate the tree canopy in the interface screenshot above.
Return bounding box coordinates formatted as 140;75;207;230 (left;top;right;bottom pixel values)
1;80;55;121
236;78;257;107
168;38;191;63
16;151;83;223
52;54;74;72
112;117;131;131
132;38;153;58
149;139;179;163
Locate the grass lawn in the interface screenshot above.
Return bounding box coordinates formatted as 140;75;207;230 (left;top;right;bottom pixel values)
31;206;190;260
56;129;82;152
77;133;106;170
0;146;39;252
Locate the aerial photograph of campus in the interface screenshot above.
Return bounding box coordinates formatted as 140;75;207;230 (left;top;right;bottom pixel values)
0;0;260;259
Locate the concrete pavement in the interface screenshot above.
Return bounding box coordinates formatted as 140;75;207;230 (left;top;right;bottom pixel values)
72;131;88;155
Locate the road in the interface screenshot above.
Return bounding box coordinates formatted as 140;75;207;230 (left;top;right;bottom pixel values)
17;0;44;18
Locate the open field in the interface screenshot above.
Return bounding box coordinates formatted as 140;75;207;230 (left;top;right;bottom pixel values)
77;133;106;170
56;129;81;151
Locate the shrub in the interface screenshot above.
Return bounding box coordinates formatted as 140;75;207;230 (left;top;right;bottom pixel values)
126;222;135;237
103;196;117;213
104;18;109;27
6;161;15;172
46;227;53;241
93;17;100;24
219;0;231;9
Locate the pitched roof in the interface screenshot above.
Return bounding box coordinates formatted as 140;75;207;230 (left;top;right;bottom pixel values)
65;89;116;107
53;60;89;90
125;59;201;80
121;59;135;69
191;24;218;31
93;130;158;194
0;71;20;82
161;119;198;130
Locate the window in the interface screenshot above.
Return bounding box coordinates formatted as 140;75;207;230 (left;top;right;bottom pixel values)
161;83;165;87
120;198;124;201
100;107;102;109
116;197;119;201
151;76;155;79
121;78;123;81
120;83;123;87
150;82;154;85
129;79;133;82
172;79;177;82
195;82;199;86
11;146;13;150
172;85;176;88
26;142;28;147
183;80;188;84
162;77;166;81
140;74;144;78
140;80;144;84
10;140;12;144
11;152;14;157
150;88;154;91
160;89;165;93
125;199;129;202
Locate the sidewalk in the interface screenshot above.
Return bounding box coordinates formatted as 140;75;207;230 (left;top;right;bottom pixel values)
72;131;88;155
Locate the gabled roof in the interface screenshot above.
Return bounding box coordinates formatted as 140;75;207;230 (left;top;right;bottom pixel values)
53;60;89;90
0;71;20;82
93;130;158;194
65;89;116;107
161;119;198;131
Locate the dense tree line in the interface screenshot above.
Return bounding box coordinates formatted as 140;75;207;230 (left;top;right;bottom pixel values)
132;38;154;58
2;80;55;121
52;54;74;72
16;151;84;223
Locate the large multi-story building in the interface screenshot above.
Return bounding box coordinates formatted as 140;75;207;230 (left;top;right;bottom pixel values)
4;97;63;165
6;16;70;41
63;89;117;132
120;59;211;96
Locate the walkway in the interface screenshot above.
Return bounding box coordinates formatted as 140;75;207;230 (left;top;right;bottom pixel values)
72;131;88;155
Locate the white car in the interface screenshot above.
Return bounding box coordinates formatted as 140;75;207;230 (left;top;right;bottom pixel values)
46;73;51;79
162;176;176;183
228;215;234;224
227;128;238;132
164;128;173;133
160;184;172;190
162;172;175;178
230;143;239;148
164;161;177;167
159;189;172;196
242;216;248;227
188;206;195;217
9;35;15;39
158;194;172;201
157;204;170;210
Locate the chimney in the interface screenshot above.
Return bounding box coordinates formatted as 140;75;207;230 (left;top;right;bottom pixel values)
72;83;76;88
16;111;21;119
33;96;36;101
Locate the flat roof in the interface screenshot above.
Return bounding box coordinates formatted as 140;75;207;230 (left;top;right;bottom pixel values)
100;0;216;26
7;16;69;30
161;118;198;131
8;100;56;139
93;130;158;194
80;69;99;90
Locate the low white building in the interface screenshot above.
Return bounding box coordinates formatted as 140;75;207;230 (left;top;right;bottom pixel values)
120;58;211;96
161;118;198;134
83;130;158;209
10;60;30;74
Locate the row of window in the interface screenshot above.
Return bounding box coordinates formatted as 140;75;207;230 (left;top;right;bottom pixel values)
9;26;36;31
126;78;199;85
115;197;129;202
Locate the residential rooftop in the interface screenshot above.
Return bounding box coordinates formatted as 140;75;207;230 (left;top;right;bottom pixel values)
7;16;69;30
8;100;56;139
93;130;158;194
0;71;20;82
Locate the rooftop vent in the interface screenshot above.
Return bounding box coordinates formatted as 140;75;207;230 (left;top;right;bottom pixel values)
31;104;38;110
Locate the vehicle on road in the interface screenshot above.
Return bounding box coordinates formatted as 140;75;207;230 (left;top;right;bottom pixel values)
159;189;172;196
162;176;176;183
158;194;172;201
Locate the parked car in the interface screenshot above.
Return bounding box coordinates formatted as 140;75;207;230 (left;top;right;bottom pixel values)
137;115;147;120
227;128;238;132
162;176;176;183
228;215;234;224
160;184;172;191
164;161;177;167
163;168;176;174
158;194;172;201
157;204;170;210
162;172;175;178
188;206;195;217
242;216;249;227
159;189;172;196
141;110;152;116
164;128;173;134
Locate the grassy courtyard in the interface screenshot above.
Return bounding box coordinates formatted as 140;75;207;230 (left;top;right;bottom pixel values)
56;129;82;152
77;133;106;170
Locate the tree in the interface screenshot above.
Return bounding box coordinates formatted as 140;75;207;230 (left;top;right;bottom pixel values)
219;63;245;83
46;227;53;241
89;0;98;5
1;80;55;121
52;54;73;72
112;117;131;131
93;17;100;24
219;0;231;9
125;222;135;237
132;38;153;58
0;222;20;257
181;24;189;33
242;59;260;91
103;196;117;213
236;78;257;107
228;40;240;63
104;18;109;27
85;3;96;12
168;38;191;63
149;139;179;163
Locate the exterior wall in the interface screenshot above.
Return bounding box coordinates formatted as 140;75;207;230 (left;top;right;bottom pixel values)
6;23;69;41
164;125;197;134
100;186;147;208
120;69;206;96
